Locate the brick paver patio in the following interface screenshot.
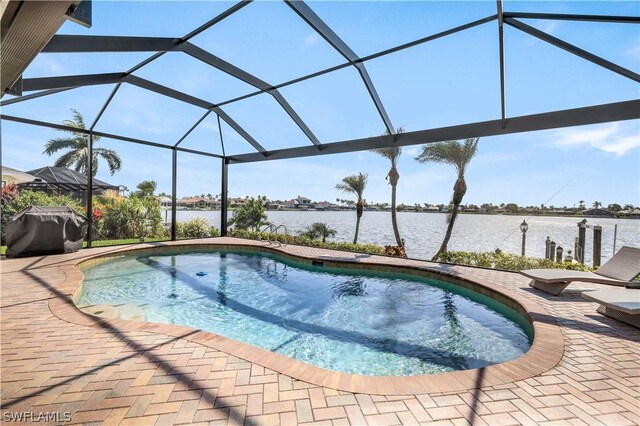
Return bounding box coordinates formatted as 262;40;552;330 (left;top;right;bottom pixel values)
1;237;638;425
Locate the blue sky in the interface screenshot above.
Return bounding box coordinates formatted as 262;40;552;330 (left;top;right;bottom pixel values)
2;1;639;207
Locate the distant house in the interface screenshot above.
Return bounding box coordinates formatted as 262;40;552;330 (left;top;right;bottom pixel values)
618;209;640;219
282;200;296;210
336;201;355;210
266;200;285;210
313;201;333;211
294;196;312;210
228;197;246;208
580;208;612;217
158;196;172;207
178;196;216;208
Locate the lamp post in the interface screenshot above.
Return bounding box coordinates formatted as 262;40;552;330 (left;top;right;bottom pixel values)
520;220;528;256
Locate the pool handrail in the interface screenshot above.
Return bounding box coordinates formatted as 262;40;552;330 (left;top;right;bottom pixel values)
270;224;288;247
258;224;274;242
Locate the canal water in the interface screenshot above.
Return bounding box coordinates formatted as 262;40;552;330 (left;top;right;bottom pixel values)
173;210;640;264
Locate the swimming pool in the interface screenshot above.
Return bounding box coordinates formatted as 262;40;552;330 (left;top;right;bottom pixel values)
77;249;532;376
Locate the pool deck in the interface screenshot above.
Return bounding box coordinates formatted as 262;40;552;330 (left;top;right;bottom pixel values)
1;237;639;425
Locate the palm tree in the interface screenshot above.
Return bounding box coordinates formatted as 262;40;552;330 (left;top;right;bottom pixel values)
578;200;585;209
336;173;368;244
43;109;122;177
415;138;479;261
300;222;336;243
228;196;269;231
371;127;404;247
593;201;602;216
135;180;157;197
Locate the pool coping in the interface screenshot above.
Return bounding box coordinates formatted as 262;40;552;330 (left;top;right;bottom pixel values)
48;238;564;396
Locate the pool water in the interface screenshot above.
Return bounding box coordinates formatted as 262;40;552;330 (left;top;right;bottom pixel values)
78;250;532;376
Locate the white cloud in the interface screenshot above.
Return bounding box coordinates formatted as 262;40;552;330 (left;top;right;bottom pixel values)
402;146;420;157
626;42;640;59
30;56;65;75
552;122;640;156
538;21;559;36
303;32;320;48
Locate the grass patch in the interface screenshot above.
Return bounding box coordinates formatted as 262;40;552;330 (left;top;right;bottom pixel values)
86;238;168;248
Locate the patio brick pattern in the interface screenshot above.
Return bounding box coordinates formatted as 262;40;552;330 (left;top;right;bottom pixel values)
1;237;639;425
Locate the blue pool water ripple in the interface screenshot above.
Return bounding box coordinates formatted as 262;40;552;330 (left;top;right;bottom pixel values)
79;250;532;376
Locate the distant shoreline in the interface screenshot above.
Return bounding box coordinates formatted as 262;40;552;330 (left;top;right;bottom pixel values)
167;208;638;220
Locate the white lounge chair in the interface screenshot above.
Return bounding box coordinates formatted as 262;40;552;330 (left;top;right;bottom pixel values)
521;246;640;295
582;288;640;329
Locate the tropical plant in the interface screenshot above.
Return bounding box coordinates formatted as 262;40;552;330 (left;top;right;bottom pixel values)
416;138;479;261
300;222;336;243
578;200;585;209
135;180;157;197
228;196;269;231
1;183;19;202
336;173;368;244
95;192;164;240
371;127;404;247
43;109;122;177
176;218;219;239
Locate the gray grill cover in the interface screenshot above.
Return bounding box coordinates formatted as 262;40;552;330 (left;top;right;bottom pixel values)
5;206;88;258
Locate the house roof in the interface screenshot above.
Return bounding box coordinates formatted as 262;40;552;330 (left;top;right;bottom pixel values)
20;166;118;191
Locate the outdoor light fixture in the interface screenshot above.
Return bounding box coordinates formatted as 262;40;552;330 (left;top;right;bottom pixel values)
520;220;528;256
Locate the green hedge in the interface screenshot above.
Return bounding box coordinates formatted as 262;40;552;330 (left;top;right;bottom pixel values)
228;229;386;255
437;251;594;272
176;218;220;239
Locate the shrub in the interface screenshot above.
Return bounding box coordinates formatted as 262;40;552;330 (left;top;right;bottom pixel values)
437;251;594;272
95;193;164;240
228;229;385;255
176;218;219;239
299;222;336;243
1;183;19;202
384;245;407;257
1;189;84;244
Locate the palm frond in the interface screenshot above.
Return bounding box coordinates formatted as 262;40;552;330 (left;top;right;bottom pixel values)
335;183;356;195
43;136;84;155
372;146;402;166
62;109;86;129
53;150;81;169
371;127;404;166
94;148;123;175
415;138;479;176
336;173;368;200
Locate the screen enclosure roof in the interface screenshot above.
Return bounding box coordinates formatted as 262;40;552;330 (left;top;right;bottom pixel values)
1;0;639;165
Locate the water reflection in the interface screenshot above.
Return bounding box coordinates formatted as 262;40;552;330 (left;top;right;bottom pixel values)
218;252;228;306
332;277;367;299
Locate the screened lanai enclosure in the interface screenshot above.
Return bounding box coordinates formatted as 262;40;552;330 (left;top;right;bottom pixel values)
1;0;638;254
